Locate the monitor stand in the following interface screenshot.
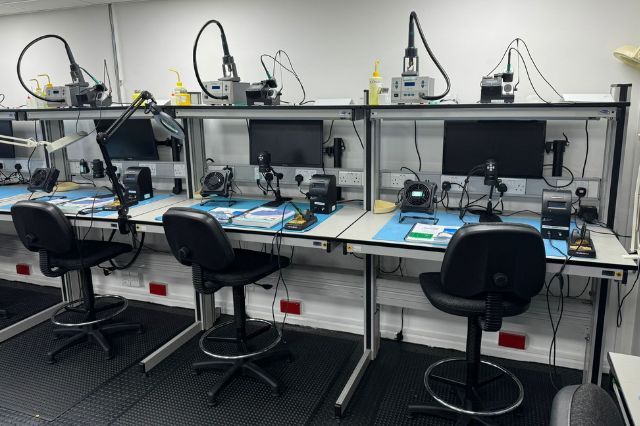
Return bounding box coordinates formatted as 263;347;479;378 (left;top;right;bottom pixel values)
478;196;501;223
479;212;502;223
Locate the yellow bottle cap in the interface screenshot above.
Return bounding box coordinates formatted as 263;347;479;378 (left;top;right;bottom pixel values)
37;73;53;89
373;60;380;78
29;78;41;91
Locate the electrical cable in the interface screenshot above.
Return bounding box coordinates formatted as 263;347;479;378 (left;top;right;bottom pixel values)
546;238;583;390
400;166;420;181
323;121;334;144
542;165;574;188
396;307;405;341
106;230;146;272
617;263;640;327
487;38;562;99
269;202;295;339
582;120;589;178
352;121;364;149
506;48;554;103
260;51;308;105
409;12;451;100
414;121;421;171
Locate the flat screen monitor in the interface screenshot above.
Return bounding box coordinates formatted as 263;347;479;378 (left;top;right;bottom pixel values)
249;120;323;168
94;119;159;161
0;121;15;158
442;120;546;178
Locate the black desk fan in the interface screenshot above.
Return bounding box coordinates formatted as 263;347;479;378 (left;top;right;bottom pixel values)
400;180;438;223
200;166;234;206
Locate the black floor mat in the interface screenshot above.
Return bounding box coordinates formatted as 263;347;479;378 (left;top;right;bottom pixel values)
0;301;193;421
112;327;359;426
345;340;582;426
0;280;61;330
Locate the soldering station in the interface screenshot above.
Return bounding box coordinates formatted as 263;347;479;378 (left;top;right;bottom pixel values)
0;4;637;426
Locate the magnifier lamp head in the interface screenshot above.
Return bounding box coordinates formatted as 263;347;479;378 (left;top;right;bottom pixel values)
147;102;185;140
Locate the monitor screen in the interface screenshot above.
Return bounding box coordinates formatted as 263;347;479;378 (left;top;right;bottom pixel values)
94;119;159;161
0;121;15;159
249;120;323;168
442;120;546;178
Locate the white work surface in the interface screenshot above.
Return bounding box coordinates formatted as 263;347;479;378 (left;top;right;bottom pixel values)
339;211;636;281
608;352;640;425
132;197;367;250
0;187;188;230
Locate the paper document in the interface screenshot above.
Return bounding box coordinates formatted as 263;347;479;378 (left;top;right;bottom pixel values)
58;196;116;213
405;224;459;245
232;206;295;228
561;93;614;103
208;207;248;223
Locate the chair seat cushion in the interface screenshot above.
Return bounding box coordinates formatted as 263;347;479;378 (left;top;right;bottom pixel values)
204;249;290;288
550;384;624;426
50;240;132;270
420;272;530;318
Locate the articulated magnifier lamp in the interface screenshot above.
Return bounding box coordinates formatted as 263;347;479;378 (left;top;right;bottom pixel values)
95;90;185;234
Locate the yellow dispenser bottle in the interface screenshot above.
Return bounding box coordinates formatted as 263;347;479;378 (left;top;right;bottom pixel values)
29;78;46;108
368;60;382;105
38;74;54;108
169;69;191;106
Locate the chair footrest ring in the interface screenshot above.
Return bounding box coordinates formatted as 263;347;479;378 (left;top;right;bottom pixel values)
424;357;524;417
199;318;281;360
51;295;128;327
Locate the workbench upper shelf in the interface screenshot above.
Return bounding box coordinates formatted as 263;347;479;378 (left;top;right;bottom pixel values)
169;105;365;121
2;101;629;122
369;102;630;121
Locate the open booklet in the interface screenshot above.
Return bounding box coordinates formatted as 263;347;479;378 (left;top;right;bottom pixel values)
232;206;296;228
57;196;116;214
405;224;460;245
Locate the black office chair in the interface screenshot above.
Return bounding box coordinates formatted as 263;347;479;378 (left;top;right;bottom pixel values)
550;384;624;426
162;207;293;406
408;223;546;425
11;200;143;363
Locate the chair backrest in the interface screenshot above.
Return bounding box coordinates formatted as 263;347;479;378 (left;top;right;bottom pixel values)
162;207;235;271
441;223;546;301
11;200;75;254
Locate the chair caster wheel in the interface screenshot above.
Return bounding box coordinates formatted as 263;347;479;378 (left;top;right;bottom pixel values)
206;394;218;407
192;369;201;376
105;352;113;360
271;387;282;397
46;355;56;364
137;326;144;334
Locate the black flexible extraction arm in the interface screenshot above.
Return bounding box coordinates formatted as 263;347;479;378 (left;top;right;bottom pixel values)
193;19;240;100
404;11;451;101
